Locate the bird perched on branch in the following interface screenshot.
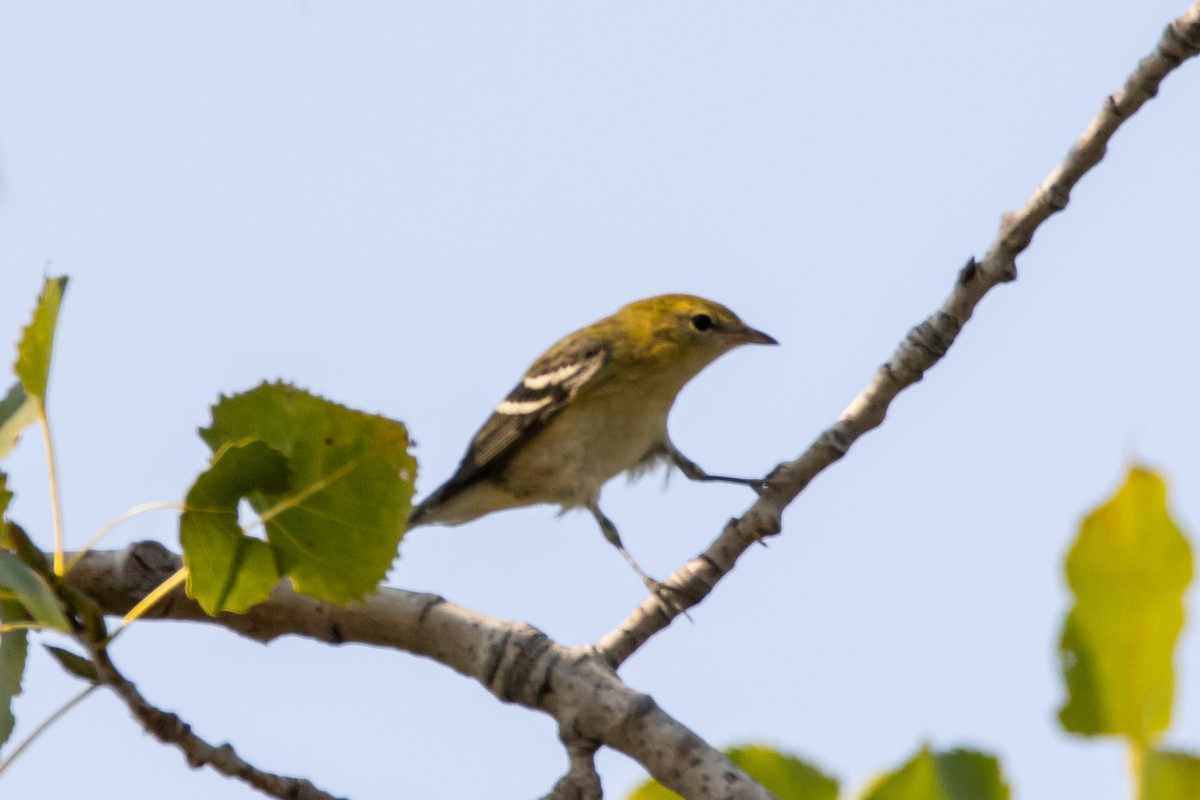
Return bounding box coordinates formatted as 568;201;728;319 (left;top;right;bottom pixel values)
407;293;777;596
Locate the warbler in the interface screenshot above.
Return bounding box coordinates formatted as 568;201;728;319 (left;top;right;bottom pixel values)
407;294;777;593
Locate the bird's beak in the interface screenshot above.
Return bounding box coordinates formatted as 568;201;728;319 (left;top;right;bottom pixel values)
735;325;778;346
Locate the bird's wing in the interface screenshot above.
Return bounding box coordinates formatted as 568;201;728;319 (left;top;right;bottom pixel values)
415;337;611;513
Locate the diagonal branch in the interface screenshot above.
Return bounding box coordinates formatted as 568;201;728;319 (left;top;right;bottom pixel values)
65;542;774;800
83;640;345;800
595;0;1200;667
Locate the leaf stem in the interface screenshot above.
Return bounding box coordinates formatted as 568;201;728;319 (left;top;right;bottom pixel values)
0;621;43;633
116;566;189;633
1130;741;1146;800
64;501;183;575
0;684;99;776
38;409;66;575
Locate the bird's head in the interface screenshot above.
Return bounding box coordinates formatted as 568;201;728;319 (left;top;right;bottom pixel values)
611;294;777;377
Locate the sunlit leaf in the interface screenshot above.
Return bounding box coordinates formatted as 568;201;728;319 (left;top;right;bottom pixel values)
181;440;289;615
198;382;415;604
0;599;29;750
1058;466;1193;743
43;645;98;684
861;746;1009;800
728;746;838;800
0;550;69;632
1143;748;1200;800
14;276;68;404
626;775;678;800
627;744;838;800
0;384;36;459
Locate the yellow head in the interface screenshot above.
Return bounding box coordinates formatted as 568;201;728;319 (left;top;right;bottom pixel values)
607;294;777;374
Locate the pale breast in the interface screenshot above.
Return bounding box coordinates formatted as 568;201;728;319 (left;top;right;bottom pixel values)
499;387;672;509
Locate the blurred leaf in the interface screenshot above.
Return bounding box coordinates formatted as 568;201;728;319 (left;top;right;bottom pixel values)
0;384;36;459
0;550;68;632
0;599;30;750
14;276;68;404
1058;466;1193;743
0;472;11;551
0;472;10;519
181;440;289;615
2;524;49;576
728;746;838;800
1143;748;1200;800
59;585;107;642
198;382;415;604
43;645;97;683
861;746;1009;800
626;776;680;800
627;744;837;800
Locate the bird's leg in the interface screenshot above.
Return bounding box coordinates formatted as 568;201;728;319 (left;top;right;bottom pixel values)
587;503;688;613
669;446;768;494
587;502;659;589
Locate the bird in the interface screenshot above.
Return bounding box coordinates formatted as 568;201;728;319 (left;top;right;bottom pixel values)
407;293;777;595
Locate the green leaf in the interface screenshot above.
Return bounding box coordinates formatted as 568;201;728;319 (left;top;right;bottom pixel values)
1143;748;1200;800
0;599;30;751
0;472;15;554
0;471;11;519
627;744;838;800
59;585;106;642
2;524;50;576
861;746;1009;800
43;645;98;683
626;777;687;800
197;382;415;605
14;276;68;404
0;550;69;632
727;746;838;800
181;440;289;615
1058;466;1193;743
0;383;36;459
0;472;9;550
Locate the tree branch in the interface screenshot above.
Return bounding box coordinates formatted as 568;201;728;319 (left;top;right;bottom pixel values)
46;6;1200;798
542;738;602;800
593;0;1200;668
65;543;774;800
85;642;344;800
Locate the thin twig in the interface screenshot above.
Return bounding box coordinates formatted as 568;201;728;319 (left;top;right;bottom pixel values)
86;643;347;800
595;0;1200;667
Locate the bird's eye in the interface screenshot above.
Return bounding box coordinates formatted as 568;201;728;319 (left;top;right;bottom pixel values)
690;313;714;332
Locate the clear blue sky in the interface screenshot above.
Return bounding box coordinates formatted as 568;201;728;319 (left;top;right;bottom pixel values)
2;2;1198;798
